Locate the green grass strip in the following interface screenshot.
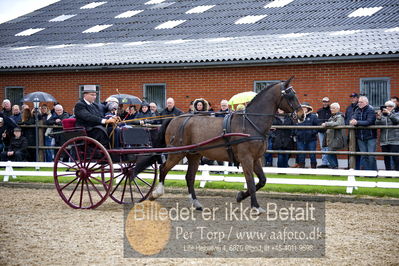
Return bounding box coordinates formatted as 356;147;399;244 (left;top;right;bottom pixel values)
3;168;398;198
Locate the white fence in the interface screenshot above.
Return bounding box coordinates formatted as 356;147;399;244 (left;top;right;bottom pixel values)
1;161;398;194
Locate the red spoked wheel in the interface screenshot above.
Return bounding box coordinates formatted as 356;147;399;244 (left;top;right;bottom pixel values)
109;159;157;204
53;136;113;209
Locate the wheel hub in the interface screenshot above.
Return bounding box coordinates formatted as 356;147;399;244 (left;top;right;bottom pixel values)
77;168;91;179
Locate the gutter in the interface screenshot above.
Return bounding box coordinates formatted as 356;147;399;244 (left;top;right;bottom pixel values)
0;54;398;73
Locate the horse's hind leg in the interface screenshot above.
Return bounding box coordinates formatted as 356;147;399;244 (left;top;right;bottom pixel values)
185;154;203;210
149;153;185;200
254;159;267;191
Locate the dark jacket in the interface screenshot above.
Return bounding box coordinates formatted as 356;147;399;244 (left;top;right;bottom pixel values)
345;102;359;125
317;106;331;133
375;111;399;145
1;109;12;117
352;104;377;140
46;112;70;130
10;113;21;124
6;135;28;154
74;100;105;129
296;113;319;142
150;110;161;124
133;110;155;125
215;109;231;118
46;111;70;145
160;106;183;117
0;126;9;148
160;106;183;125
271;114;295;150
18;117;36;146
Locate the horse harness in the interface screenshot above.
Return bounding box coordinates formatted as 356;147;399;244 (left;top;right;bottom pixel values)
169;83;301;166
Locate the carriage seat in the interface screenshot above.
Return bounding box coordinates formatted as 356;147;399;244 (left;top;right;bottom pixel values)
62;118;77;129
61;117;87;140
120;127;151;148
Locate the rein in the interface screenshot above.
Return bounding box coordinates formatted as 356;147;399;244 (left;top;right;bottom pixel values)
233;83;302;140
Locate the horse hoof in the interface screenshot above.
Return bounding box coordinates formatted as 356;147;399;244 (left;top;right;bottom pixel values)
236;191;245;203
148;194;156;201
189;197;203;211
252;207;266;215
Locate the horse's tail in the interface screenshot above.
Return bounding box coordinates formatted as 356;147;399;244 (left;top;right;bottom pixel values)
155;118;173;148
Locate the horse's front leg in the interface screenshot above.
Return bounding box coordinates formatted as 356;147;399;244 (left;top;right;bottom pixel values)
186;154;203;210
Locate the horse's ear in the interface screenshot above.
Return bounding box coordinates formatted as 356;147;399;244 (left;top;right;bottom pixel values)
284;76;295;87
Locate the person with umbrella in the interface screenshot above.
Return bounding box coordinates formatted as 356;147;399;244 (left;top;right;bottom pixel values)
74;86;118;148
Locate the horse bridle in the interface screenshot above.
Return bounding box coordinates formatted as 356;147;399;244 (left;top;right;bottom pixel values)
239;83;302;139
280;84;302;116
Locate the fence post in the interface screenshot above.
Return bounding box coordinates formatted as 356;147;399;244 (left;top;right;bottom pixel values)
348;127;356;169
38;120;44;162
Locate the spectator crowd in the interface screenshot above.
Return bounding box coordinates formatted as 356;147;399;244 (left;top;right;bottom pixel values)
0;91;398;172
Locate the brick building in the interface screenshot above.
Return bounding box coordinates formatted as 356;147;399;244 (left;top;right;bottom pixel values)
0;0;398;112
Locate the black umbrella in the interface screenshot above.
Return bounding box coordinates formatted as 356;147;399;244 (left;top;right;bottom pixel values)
22;91;57;103
110;94;142;105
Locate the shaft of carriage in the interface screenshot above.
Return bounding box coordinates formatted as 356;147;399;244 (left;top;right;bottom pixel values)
53;124;250;209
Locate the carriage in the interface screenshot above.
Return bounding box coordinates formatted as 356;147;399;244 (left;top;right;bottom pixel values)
53;121;249;209
53;77;304;211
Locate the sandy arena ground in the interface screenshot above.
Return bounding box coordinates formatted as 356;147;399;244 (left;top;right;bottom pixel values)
0;186;398;265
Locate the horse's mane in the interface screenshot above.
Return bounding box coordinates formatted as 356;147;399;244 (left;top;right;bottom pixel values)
245;81;280;109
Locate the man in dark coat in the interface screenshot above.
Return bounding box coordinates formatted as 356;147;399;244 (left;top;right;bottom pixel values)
349;96;377;170
1;127;28;161
158;97;183;146
74;85;118;148
270;109;296;168
215;99;230;117
345;93;359;125
160;98;183;119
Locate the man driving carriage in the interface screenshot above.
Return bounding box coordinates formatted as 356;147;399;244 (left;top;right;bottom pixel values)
74;85;118;148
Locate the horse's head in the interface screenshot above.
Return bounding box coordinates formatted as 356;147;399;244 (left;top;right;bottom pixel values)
277;76;305;122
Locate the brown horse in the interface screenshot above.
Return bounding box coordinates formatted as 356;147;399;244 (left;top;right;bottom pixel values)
150;77;304;213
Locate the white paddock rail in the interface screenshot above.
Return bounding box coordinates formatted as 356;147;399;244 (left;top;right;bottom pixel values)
0;161;398;194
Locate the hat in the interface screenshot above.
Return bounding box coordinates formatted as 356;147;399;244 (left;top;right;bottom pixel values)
322;97;330;102
385;100;396;107
13;127;22;132
301;102;313;112
105;96;119;104
349;92;359;98
141;101;149;107
106;101;118;111
82;85;97;93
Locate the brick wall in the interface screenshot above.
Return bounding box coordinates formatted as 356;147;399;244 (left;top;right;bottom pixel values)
1;60;398;113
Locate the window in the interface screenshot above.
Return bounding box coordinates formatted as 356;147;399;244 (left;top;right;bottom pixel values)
5;86;24;106
254;80;280;93
143;84;166;109
360;78;390;108
79;85;101;103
